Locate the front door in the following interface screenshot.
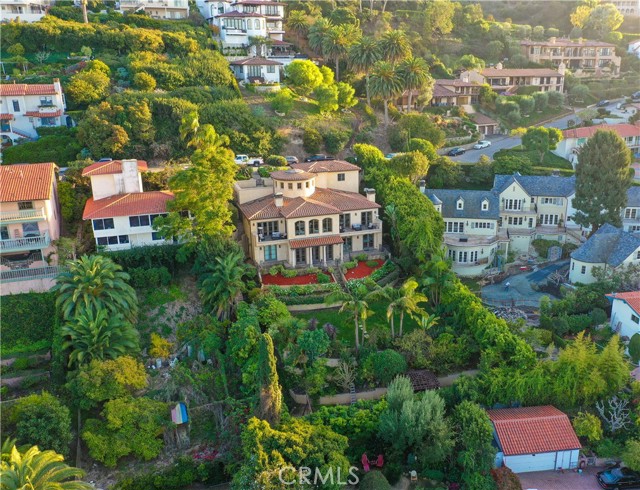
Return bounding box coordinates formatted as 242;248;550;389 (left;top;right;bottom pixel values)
343;237;352;254
295;248;306;265
312;246;321;263
325;245;334;261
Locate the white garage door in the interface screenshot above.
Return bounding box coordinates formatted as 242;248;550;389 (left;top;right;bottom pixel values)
505;452;557;473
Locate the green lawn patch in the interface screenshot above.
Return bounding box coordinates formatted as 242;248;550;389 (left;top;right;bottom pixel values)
295;298;421;345
494;147;573;170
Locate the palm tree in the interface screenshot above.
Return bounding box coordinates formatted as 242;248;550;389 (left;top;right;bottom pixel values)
348;36;381;107
390;278;428;337
322;24;359;82
369;60;404;126
81;0;88;23
419;313;440;331
379;30;411;65
325;286;375;350
287;10;310;47
397;57;433;112
200;250;250;320
53;255;138;323
308;18;333;54
419;253;455;309
1;445;92;490
61;307;139;368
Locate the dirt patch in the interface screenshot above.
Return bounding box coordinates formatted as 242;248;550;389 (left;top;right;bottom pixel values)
345;259;384;280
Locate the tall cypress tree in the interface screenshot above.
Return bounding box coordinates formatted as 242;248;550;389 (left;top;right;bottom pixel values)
573;130;632;235
257;333;282;426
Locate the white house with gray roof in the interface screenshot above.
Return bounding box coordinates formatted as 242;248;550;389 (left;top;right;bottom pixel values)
624;187;640;233
422;183;506;276
569;224;640;284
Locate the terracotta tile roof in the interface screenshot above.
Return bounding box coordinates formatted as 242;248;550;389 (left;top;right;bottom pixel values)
0;83;58;97
563;123;640;139
0;162;56;202
472;113;499;125
82;160;148;177
482;67;562;77
83;191;174;220
230;57;283;66
238;188;380;221
431;84;457;97
606;291;640;316
436;78;479;87
292;160;361;173
24;109;63;118
487;406;581;456
289;235;343;249
0;113;14;120
271;169;315;181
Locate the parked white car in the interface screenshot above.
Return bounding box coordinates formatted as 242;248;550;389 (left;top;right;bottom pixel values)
473;140;492;149
235;154;249;164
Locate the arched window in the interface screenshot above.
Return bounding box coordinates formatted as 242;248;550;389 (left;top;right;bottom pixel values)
254;19;261;29
309;219;319;234
295;221;305;236
322;218;332;233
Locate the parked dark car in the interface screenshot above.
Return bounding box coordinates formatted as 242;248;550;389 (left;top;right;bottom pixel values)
447;147;466;156
597;467;640;489
632;91;640;101
596;99;610;107
304;154;335;162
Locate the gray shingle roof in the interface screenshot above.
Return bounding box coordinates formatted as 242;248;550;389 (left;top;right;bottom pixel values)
571;223;640;266
424;188;500;219
493;173;576;197
628;186;640;208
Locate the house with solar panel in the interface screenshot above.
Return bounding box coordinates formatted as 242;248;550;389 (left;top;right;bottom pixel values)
569;224;640;284
0;80;67;142
234;160;383;267
81;159;175;251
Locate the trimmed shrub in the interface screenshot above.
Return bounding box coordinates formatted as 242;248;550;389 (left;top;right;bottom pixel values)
371;350;407;386
355;253;368;261
104;244;184;271
365;260;379;268
316;272;331;284
359;471;392;490
282;269;297;278
343;260;358;270
128;266;172;289
491;466;522;490
265;155;287;166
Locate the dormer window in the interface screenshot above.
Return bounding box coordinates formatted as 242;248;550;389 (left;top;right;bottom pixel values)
456;198;464;210
481;199;489;211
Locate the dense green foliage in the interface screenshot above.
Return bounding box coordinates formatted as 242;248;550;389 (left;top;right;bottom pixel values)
0;292;56;355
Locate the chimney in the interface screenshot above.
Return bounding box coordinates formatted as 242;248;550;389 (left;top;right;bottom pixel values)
495;62;503;70
122;159;142;193
549;37;556;44
364;188;376;203
557;62;566;76
274;192;283;207
578;37;584;44
419;180;426;194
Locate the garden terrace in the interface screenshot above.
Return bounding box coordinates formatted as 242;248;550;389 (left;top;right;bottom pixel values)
344;259;385;280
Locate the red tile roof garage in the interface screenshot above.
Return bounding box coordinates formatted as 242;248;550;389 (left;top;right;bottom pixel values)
487;406;581;457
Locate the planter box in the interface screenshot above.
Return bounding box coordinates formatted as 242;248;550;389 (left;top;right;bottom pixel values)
286;302;341;312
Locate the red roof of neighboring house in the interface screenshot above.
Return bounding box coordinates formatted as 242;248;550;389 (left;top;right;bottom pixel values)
487;406;581;456
230;57;283;66
0;83;59;97
289;235;343;249
521;38;615;48
24;109;63;118
0;113;14;120
563;123;640;139
271;169;315;181
81;160;148;177
292;160;360;173
606;291;640;316
82;191;174;220
472;113;499;126
0;162;56;202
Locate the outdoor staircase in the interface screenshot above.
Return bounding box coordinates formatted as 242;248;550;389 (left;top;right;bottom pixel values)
349;383;356;405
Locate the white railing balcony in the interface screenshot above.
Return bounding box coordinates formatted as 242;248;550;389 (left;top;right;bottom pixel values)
0;232;49;253
0;207;46;223
339;219;383;235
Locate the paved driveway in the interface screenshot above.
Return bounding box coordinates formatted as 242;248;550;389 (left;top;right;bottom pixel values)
518;467;602;490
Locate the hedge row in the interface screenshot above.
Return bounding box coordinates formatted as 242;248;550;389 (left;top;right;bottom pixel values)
103;244;184;272
1;292;56;356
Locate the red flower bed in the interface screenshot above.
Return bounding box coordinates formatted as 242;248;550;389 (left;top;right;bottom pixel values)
345;259;384;280
262;272;334;286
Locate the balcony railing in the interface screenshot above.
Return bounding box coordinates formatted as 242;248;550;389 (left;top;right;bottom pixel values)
339;220;382;235
0;208;46;223
0;265;64;283
256;231;288;243
500;205;537;214
0;232;50;253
